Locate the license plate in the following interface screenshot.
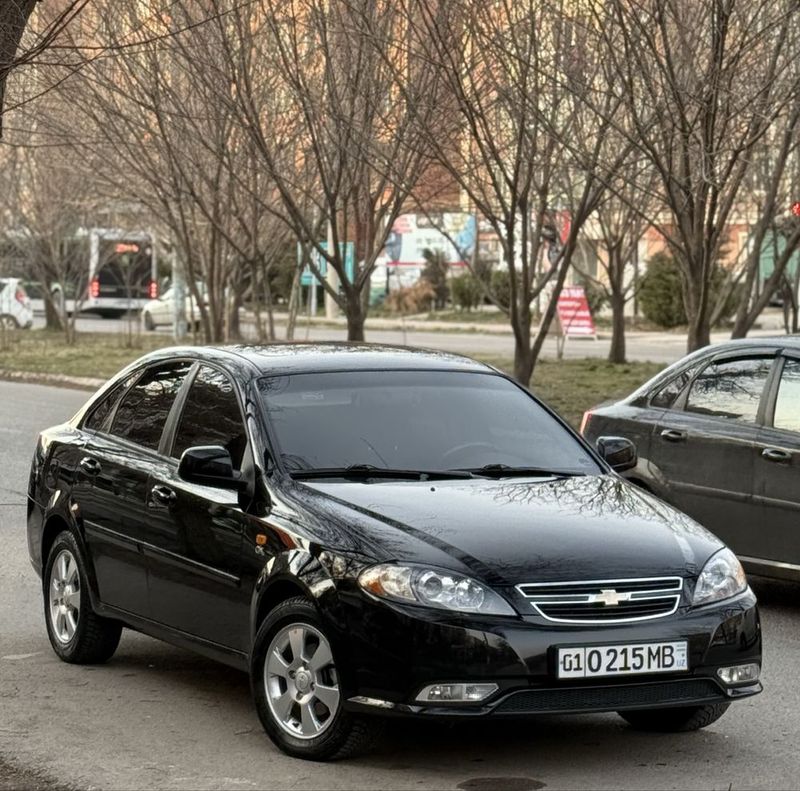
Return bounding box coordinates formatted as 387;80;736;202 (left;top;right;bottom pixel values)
556;641;688;679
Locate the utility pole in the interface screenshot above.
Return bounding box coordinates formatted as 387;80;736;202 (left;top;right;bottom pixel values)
324;218;339;319
172;246;187;340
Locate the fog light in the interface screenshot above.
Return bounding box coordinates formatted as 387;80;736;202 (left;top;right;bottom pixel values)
415;682;498;703
717;663;760;685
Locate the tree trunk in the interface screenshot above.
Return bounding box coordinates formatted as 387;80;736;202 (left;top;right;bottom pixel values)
687;317;711;351
44;299;61;331
346;293;366;341
511;296;533;384
513;335;534;385
263;273;276;341
684;269;712;352
608;290;626;364
0;0;37;137
227;288;242;341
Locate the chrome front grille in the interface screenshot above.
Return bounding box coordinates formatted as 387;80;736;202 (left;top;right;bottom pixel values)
516;577;683;624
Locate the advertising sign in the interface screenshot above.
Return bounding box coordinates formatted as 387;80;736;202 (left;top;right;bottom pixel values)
556;286;596;338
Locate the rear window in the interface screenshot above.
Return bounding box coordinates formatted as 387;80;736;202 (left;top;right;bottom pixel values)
83;374;137;433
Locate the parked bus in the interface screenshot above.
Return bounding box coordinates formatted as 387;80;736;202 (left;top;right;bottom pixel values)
83;229;159;317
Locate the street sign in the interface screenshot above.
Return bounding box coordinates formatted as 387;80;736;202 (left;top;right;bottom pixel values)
298;242;355;287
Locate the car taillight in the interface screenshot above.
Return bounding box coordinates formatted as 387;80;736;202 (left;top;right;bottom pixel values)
14;288;26;305
579;410;593;435
149;280;158;299
90;277;100;298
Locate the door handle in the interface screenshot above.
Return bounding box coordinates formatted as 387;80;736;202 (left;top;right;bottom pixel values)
79;457;101;475
150;484;177;505
660;429;687;443
761;447;792;464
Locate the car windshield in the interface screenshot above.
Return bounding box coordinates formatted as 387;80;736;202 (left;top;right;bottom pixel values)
258;370;600;477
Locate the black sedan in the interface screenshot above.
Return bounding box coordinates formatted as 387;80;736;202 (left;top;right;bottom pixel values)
28;344;761;760
582;337;800;584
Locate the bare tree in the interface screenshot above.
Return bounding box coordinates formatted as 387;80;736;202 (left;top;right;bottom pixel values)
0;0;88;135
55;0;290;343
599;0;800;352
0;126;95;343
209;0;444;341
729;111;800;337
408;0;633;383
573;155;661;363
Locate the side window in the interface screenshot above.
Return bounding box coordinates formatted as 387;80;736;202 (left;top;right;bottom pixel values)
774;358;800;433
110;362;192;450
83;375;136;432
650;367;697;409
685;357;772;423
172;366;247;469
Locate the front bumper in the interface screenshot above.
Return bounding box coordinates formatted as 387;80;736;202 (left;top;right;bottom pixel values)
337;587;762;718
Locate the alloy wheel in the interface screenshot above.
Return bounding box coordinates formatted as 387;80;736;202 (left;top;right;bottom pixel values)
48;549;81;643
264;622;341;740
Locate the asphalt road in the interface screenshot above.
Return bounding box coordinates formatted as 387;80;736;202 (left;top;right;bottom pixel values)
32;313;750;365
1;381;799;790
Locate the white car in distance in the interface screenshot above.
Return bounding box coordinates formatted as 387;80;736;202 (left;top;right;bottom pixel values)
0;278;34;329
141;285;204;331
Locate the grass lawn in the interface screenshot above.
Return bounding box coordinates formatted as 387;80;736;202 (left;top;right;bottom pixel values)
0;330;174;380
0;330;663;428
476;356;664;427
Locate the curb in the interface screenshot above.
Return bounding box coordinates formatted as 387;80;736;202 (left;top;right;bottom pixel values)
0;369;102;391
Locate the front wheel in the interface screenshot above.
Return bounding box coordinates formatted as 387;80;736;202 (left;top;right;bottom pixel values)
251;597;380;760
44;531;122;664
618;702;730;732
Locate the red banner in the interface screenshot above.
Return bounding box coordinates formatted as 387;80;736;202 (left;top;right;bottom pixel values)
556;286;596;337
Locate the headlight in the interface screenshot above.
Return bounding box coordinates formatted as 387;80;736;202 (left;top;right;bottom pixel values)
358;563;516;616
693;548;747;606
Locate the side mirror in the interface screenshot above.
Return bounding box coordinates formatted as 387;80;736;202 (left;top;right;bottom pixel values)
178;445;248;490
596;436;637;473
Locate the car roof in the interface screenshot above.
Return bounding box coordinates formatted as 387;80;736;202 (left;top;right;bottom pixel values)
133;342;495;377
702;336;800;351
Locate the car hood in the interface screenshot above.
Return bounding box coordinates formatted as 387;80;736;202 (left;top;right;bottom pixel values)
297;474;723;586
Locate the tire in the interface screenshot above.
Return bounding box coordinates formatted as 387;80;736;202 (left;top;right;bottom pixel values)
43;531;122;664
0;314;19;329
250;596;381;761
142;311;155;331
618;702;731;732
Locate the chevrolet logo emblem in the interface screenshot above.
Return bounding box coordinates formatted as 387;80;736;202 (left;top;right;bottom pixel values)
593;589;631;607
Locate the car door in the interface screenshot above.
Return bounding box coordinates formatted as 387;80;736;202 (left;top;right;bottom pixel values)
752;352;800;567
652;353;776;556
143;364;253;651
78;361;193;616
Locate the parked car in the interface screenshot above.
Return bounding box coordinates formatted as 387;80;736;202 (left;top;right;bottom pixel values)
24;280;78;318
0;277;34;329
28;344;761;760
582;337;800;582
141;285;204;331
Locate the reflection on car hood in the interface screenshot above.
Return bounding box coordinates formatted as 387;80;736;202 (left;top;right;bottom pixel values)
298;475;723;585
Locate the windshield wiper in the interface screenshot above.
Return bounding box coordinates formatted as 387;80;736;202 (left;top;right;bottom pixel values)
458;464;585;479
291;463;475;481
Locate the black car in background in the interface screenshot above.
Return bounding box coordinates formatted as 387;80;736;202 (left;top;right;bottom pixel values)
28;344;761;760
583;338;800;583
